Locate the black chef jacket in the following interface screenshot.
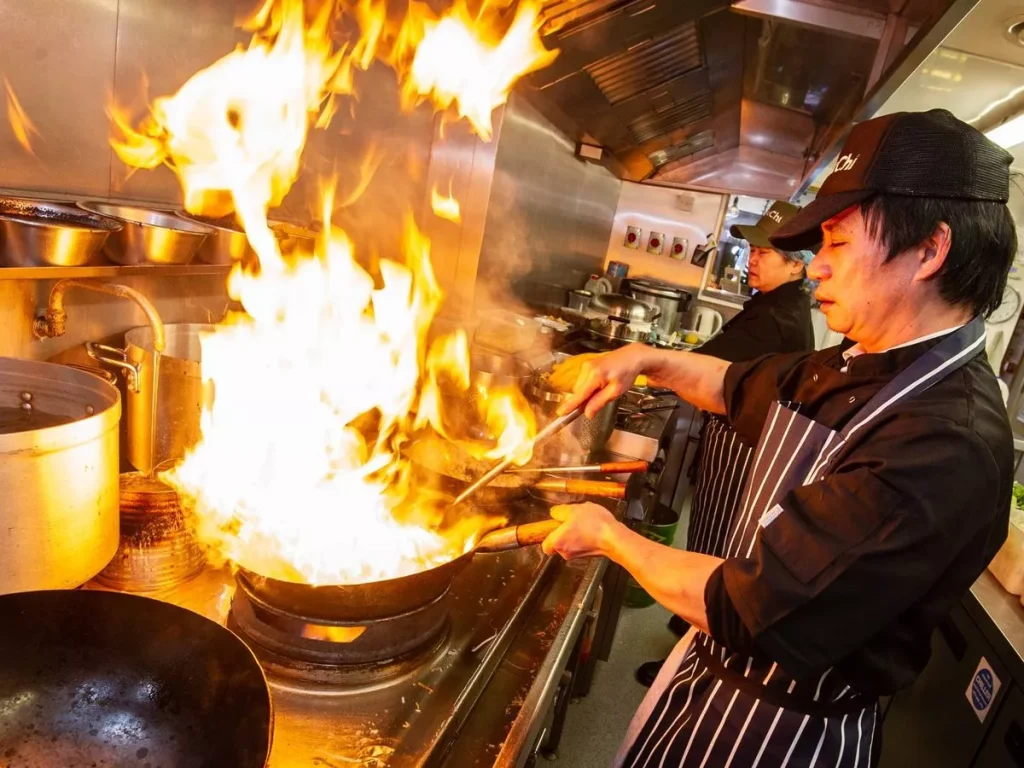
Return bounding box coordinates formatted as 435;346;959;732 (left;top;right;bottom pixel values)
697;279;813;363
703;333;1013;696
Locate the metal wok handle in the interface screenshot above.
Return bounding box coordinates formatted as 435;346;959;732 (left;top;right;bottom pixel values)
86;342;141;393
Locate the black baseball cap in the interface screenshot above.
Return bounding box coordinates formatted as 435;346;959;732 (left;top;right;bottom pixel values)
729;200;800;247
770;109;1013;251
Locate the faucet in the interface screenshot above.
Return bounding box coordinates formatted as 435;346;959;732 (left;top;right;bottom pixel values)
33;279;166;352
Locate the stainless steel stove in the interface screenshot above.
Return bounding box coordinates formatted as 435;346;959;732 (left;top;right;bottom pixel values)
88;499;605;767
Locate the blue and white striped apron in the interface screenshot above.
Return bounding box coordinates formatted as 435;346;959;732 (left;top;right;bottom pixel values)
616;318;987;768
687;415;754;558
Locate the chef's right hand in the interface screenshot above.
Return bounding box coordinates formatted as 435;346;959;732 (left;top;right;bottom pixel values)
557;344;653;419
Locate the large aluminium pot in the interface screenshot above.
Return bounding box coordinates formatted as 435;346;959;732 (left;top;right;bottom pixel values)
0;358;120;593
89;323;211;474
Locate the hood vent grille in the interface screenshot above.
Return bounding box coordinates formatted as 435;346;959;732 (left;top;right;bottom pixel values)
648;130;714;168
540;0;639;36
584;22;702;105
628;91;712;143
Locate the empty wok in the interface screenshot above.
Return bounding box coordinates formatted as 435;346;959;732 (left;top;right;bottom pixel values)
0;590;272;768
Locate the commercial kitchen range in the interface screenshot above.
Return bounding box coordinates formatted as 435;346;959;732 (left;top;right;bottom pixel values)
70;383;686;768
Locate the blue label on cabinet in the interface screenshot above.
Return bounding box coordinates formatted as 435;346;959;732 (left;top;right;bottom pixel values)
966;657;1001;723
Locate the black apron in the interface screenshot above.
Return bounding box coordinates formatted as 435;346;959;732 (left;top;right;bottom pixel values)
616;319;987;768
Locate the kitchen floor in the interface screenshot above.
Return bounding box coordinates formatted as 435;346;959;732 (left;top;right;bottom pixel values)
553;500;691;767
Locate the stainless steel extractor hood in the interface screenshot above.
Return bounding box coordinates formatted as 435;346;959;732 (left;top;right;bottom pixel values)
523;0;976;197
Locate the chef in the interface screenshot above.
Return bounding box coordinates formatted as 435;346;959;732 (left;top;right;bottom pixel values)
543;109;1016;766
637;202;816;686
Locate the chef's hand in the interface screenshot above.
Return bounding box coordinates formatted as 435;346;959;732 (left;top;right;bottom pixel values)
541;503;620;560
556;344;654;418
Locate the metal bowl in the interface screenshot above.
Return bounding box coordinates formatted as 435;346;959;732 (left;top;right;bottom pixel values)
176;212;255;265
77;201;213;265
0;198;122;267
592;293;660;323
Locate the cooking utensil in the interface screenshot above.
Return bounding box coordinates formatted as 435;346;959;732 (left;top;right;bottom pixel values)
77;201;213;265
586;314;654;344
475;310;540;354
237;517;562;622
568;289;593;312
592;293;660;323
0;590;272;767
88;323;211;474
470;350;534;391
176;211;256;264
628;278;692;335
531;479;625;499
0;197;122;267
505;459;648;474
451;407;583;507
526;355;619;460
0;357;120;594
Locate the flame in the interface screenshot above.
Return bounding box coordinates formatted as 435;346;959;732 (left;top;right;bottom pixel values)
4;77;40;155
430;182;461;222
301;624;367;643
343;0;558;140
111;0;554;586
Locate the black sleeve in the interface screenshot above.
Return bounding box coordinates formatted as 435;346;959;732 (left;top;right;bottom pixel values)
708;414;1008;679
722;350;810;447
696;305;784;363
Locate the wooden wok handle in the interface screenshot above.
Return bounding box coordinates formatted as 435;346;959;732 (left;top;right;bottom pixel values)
598;460;648;474
534;479;627;499
514;520;562;547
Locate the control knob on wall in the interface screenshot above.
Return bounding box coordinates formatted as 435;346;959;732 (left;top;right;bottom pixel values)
624;226;642;249
670;237;688;261
647;231;665;255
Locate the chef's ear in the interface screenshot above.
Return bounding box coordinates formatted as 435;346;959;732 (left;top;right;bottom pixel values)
914;221;952;283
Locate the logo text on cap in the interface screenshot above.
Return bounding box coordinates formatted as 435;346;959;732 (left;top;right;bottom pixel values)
835;153;860;173
767;209;784;224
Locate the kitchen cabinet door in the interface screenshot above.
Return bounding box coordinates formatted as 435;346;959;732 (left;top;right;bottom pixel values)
973;684;1024;768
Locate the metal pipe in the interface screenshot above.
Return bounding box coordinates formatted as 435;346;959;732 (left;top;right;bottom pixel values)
33;279;166;352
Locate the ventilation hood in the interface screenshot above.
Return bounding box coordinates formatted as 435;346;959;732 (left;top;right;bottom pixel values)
524;0;976;197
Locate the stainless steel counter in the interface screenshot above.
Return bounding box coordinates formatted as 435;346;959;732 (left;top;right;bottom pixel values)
966;570;1024;687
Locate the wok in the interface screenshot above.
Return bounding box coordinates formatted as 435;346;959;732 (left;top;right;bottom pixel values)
238;519;561;623
0;590;272;768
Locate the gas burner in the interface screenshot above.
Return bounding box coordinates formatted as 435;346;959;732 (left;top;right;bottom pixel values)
228;570;451;685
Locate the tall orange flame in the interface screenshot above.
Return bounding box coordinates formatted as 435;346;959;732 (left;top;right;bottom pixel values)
111;0;555;585
4;77;40;156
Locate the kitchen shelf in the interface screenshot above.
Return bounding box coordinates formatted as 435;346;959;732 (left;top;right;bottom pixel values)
0;263;233;280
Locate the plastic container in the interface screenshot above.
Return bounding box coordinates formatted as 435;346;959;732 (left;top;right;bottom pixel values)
989;505;1024;595
624;503;680;608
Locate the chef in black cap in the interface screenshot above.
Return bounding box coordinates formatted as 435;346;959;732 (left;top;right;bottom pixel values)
543;109;1017;766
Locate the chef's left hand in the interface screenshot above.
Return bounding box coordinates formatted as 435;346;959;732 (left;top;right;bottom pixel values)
542;503;620;560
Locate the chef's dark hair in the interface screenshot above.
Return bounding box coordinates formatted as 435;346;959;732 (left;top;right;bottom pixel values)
861;193;1017;318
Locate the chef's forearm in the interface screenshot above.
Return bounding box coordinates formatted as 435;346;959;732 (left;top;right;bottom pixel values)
603;524;723;634
645;349;729;416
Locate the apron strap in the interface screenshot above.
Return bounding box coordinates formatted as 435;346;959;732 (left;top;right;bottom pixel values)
840;317;986;443
693;641;874;717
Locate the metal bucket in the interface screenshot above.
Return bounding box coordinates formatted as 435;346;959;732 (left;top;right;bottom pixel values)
0;358;120;593
89;323;212;474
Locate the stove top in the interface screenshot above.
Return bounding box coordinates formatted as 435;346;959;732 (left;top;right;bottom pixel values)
90;499;597;767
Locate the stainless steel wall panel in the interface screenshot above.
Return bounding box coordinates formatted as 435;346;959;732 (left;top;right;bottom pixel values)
0;0;119;197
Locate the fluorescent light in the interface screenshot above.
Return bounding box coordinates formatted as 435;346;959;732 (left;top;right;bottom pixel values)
986;115;1024;149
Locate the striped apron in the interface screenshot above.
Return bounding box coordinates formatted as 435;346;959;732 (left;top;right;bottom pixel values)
687;415;754;558
615;318;986;768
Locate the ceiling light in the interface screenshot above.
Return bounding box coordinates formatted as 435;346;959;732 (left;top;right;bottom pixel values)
986;115;1024;149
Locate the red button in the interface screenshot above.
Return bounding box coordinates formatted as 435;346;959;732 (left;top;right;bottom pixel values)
627;232;637;243
651;238;660;248
674;243;683;254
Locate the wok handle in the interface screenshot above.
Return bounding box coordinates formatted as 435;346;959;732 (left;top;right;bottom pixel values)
475;520;561;553
534;479;627;499
599;460;648;474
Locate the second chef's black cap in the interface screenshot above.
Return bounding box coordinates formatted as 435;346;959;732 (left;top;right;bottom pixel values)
770;108;1013;251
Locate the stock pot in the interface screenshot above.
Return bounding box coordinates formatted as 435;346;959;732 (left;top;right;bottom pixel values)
0;357;120;593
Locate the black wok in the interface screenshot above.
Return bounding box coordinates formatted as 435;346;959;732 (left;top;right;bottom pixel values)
0;590;272;768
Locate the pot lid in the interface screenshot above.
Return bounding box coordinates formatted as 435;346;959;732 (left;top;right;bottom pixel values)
629;278;691;300
592;293;661;322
